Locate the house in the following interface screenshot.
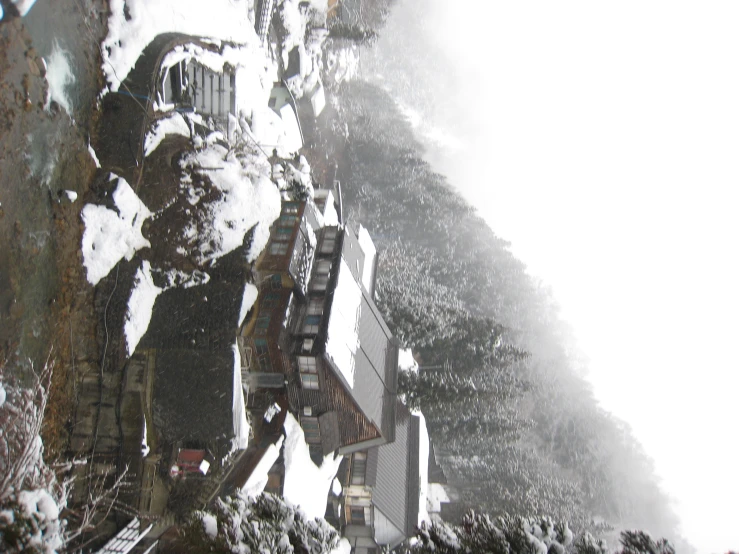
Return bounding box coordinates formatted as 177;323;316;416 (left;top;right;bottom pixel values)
161;58;236;119
342;401;421;552
240;191;399;459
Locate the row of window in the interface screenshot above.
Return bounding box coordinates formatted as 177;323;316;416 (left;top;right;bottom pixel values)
302;416;320;443
320;227;338;255
298;355;319;390
350;452;367;486
254;337;272;372
268;208;301;257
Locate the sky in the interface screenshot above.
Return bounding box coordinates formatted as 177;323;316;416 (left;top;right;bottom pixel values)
366;1;739;552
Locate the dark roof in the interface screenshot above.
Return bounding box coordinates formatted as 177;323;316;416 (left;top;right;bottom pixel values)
365;402;421;543
152;348;235;444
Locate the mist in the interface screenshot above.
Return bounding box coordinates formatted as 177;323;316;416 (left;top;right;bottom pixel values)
360;1;739;552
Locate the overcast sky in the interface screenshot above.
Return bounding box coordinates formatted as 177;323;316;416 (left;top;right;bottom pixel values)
367;1;739;552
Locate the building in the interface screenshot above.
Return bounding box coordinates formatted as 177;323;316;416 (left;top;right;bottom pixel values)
240;190;398;459
342;401;421;553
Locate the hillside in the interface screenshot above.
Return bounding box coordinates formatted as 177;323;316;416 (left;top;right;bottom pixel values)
306;78;690;551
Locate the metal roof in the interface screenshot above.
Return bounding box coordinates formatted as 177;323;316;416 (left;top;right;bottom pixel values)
322;225;398;443
366;402;421;543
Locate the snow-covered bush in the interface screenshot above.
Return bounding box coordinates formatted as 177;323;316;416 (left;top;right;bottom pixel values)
181;491;339;553
0;360;66;553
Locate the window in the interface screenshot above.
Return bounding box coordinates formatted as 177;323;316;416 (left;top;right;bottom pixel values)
283;202;299;215
300;373;319;390
302;314;321;334
351;452;367;486
302;417;320;443
255;338;271;371
261;292;279;312
306;298;323;316
350;507;365;525
298;356;317;373
279;214;298;226
255;338;268;356
302;338;314;352
320;228;338;254
269;274;282;289
269;242;289;256
315;260;331;276
310;274;328;292
276;226;293;237
255;316;270;336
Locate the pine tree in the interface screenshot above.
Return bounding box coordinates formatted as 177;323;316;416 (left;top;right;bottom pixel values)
404;511;675;554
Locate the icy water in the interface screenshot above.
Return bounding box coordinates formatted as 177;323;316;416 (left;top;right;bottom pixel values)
0;1;105;382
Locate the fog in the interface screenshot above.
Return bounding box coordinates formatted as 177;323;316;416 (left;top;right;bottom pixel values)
362;1;739;552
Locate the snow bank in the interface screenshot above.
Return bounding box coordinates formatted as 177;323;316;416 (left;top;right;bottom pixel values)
324;259;362;388
180;145;281;264
45;41;75;114
144;113;191;156
141;414;150;457
232;343;250;450
81;173;152;285
330;538;352;554
417;412;430;525
282;413;342;519
124;261;163;356
241;436;284;498
331;478;342;496
398;348;419;373
102;0;259;92
88;144;101;168
427;483;450;514
238;283;259;327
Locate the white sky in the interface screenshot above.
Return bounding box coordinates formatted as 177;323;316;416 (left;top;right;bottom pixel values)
370;2;739;552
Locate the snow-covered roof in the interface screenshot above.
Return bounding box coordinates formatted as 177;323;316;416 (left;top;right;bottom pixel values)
324;258;363;387
321;226;399;444
356;225;377;294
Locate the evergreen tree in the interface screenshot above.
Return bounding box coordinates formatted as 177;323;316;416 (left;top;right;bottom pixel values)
328;23;378;45
399;370;481;412
617;530;676;554
405;511;673;554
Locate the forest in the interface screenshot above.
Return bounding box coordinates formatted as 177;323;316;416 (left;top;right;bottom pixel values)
307;76;690;551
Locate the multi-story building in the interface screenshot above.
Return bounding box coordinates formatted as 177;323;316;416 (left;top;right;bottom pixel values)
342;401;421;553
240;190;399;458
